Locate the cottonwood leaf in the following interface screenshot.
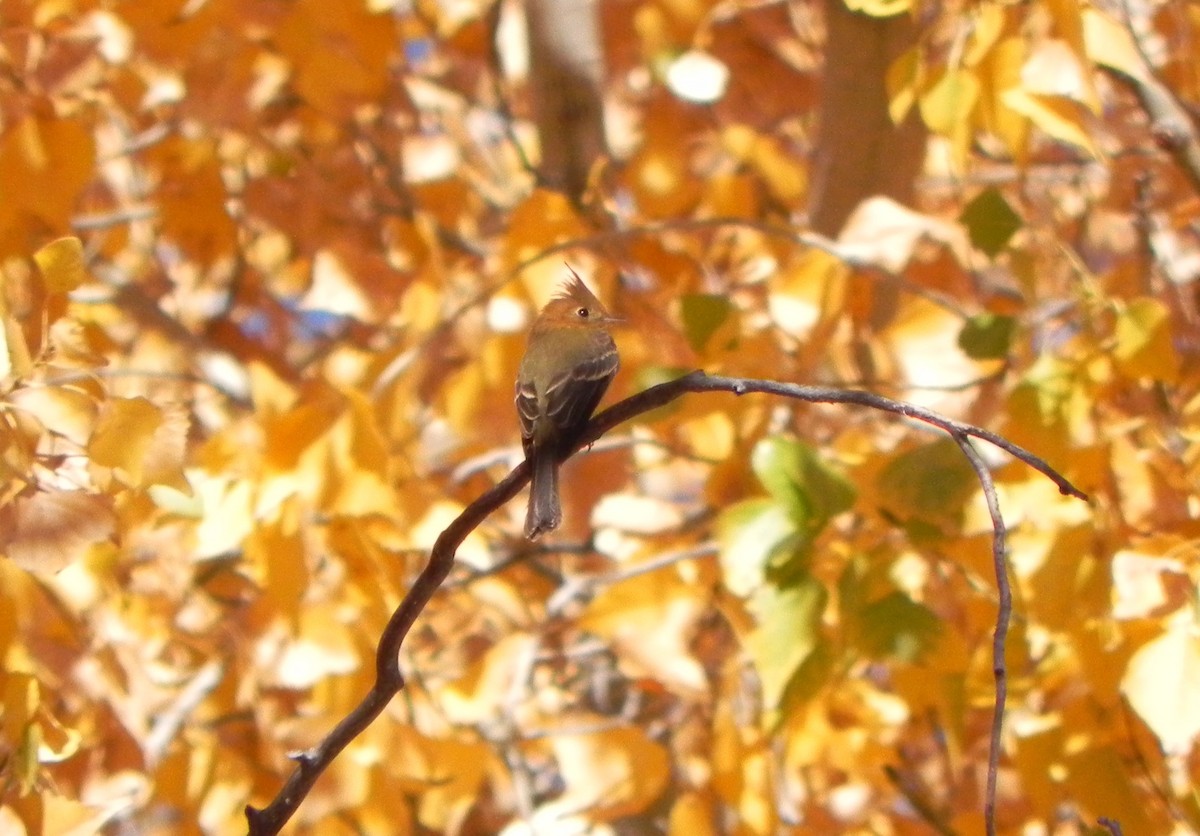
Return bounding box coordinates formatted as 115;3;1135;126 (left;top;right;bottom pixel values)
1121;623;1200;755
747;575;826;711
1;491;115;574
33;237;88;293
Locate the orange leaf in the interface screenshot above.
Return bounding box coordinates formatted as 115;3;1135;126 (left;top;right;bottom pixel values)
0;116;96;259
9;384;98;449
1;491;115;574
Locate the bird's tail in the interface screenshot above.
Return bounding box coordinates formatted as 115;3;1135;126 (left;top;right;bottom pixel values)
525;453;561;539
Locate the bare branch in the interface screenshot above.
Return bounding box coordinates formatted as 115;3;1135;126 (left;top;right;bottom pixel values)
246;370;1086;833
952;432;1010;836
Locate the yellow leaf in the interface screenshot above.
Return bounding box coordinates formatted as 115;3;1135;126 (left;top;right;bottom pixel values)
271;606;360;688
1083;8;1150;81
711;702;776;831
887;46;921;124
627;143;702;218
919;68;980;135
299;249;373;321
32;237;87;293
591;492;686;534
668;791;719;836
141;402;190;490
699;173;759;218
845;0;912;16
43;792;107;836
1121;623;1200;754
248;360;299;416
1111;545;1190;620
964;4;1006;67
1022;38;1099;113
1;491;115;574
547;723;671;821
579;567;709;694
749;134;807;208
1114;296;1179;382
838;197;972;273
1043;0;1087;67
978;37;1030;161
192;473;256;559
884;296;987;403
1062;745;1153;832
88;396;163;485
245;521;309;625
410;736;493;832
1000;89;1100;158
506;189;589;273
9;384;98;448
0;808;23;835
0;311;34;379
441;633;538;724
2;672;41;791
769;249;849;343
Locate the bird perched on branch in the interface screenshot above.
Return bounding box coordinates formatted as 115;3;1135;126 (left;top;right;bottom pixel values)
516;269;620;539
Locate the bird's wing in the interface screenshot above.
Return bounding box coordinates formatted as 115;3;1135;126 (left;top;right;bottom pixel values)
541;345;619;444
515;377;540;449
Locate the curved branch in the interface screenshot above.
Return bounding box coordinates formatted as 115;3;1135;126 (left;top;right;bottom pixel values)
246;370;1086;834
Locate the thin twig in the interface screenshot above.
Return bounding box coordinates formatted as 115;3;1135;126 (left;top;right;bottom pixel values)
245;370;1086;834
952;431;1010;836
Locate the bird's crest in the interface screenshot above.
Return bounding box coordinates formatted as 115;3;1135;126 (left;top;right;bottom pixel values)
556;266;606;311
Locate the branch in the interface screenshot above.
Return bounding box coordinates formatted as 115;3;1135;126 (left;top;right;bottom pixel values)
1108;0;1200;194
953;432;1009;836
245;371;1086;833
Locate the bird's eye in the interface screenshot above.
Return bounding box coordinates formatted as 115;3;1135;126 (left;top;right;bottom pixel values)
576;307;589;318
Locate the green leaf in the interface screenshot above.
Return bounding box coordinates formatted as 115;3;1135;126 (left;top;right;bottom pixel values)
855;592;941;662
876;439;977;538
772;638;833;725
680;293;732;353
958;312;1016;359
747;575;827;711
716;499;800;597
960;187;1022;257
751;437;856;534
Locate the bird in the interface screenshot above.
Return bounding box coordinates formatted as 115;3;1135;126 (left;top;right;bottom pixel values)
515;269;621;539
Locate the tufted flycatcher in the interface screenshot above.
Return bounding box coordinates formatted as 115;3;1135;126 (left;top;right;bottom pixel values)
516;269;620;539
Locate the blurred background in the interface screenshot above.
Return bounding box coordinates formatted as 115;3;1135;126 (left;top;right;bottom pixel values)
1;0;1198;832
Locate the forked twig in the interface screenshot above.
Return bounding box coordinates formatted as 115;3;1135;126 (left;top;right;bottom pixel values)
246;371;1087;834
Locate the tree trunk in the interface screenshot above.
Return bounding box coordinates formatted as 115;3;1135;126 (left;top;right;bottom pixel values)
808;0;926;237
526;0;607;204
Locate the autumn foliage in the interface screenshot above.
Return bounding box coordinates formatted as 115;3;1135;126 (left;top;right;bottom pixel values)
1;0;1198;833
